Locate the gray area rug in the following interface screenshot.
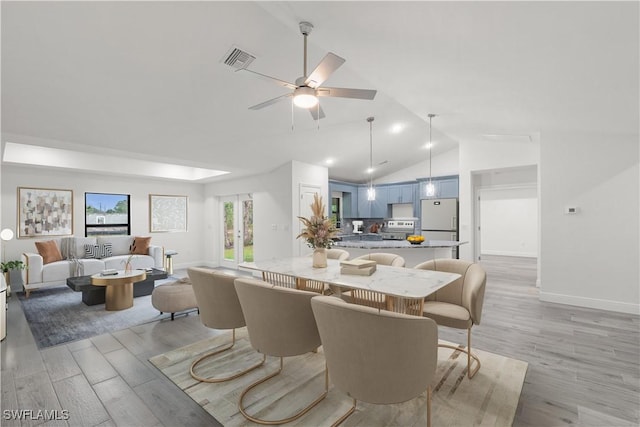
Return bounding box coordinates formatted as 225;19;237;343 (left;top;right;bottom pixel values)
17;278;183;349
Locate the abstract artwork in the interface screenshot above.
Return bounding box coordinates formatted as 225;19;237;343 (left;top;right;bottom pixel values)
149;194;188;232
18;187;73;238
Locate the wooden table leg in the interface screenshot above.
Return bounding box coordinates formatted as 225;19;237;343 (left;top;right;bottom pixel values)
104;282;134;311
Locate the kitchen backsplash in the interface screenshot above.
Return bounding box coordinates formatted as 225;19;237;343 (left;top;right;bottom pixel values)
341;218;385;234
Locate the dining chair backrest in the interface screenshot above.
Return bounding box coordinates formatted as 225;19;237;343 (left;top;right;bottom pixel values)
234;277;321;357
311;295;437;404
354;252;405;267
414;259;487;325
187;267;246;330
327;248;350;260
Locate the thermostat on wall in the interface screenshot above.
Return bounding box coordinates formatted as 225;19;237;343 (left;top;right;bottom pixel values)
564;206;579;214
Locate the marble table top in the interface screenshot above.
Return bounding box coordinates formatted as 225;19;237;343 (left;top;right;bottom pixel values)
334;239;468;249
238;257;460;299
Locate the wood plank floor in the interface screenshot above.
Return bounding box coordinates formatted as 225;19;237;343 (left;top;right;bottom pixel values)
1;257;639;426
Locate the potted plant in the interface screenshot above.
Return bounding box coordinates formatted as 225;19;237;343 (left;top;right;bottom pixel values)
297;194;338;268
1;260;26;296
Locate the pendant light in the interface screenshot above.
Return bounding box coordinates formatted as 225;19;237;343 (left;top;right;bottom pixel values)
367;116;376;201
425;114;436;197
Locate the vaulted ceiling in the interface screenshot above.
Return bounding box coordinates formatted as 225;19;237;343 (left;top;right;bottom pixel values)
2;1;638;183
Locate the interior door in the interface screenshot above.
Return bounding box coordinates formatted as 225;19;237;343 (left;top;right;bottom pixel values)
220;194;253;269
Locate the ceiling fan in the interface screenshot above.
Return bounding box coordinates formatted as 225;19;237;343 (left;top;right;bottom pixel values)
239;21;377;120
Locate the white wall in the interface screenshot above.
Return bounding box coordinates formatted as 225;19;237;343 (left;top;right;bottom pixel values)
206;160;328;263
458;140;540;261
480;186;538;257
539;131;639;314
376;147;459;184
1;165;206;268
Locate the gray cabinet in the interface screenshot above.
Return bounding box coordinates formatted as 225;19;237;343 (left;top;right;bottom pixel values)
388;184;415;203
357;186;388;218
419;176;459;199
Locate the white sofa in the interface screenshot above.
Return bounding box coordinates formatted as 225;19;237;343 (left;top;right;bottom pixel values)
22;236;164;297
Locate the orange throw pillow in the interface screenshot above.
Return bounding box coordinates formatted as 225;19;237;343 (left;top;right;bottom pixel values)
35;240;63;264
130;236;151;255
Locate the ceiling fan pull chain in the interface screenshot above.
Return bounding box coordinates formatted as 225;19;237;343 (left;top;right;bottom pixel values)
291;98;295;131
317;103;320;130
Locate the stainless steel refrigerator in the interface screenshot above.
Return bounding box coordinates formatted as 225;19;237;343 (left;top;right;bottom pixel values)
420;198;459;258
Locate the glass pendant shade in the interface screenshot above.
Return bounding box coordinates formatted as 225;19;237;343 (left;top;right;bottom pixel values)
367;186;376;201
425;181;436;197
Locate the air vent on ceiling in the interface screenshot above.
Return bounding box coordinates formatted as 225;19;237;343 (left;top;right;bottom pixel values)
222;46;255;70
482;134;533;143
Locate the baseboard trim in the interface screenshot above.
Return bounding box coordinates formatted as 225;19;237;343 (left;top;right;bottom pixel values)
539;291;640;315
482;250;537;258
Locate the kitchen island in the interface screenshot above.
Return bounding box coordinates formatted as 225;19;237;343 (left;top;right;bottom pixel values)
333;239;467;267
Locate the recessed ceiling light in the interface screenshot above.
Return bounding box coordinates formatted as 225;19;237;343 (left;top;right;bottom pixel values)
325;158;334;165
366;167;374;174
424;142;434;149
390;123;404;134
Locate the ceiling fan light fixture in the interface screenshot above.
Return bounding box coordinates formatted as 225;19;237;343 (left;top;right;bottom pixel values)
293;87;318;108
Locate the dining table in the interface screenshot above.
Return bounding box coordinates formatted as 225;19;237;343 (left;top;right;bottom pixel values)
238;257;461;314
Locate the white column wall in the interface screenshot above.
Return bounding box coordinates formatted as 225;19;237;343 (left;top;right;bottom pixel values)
458;140;540;261
539;131;639;314
205;160;328;263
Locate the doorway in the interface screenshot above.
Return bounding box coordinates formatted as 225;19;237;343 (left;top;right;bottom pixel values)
220;194;253;269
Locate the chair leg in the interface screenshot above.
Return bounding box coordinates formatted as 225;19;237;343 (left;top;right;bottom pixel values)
190;329;266;383
438;327;481;379
238;357;328;425
426;386;432;427
330;397;357;427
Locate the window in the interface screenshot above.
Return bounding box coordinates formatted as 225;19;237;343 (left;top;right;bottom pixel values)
85;192;131;236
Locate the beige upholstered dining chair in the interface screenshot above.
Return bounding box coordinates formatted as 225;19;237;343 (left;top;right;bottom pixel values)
311;295;438;427
353;252;405;267
327;248;350;260
233;277;327;425
414;259;487;379
187;268;265;383
347;252;406;307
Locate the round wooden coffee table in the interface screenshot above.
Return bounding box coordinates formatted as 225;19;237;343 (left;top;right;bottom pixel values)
91;270;147;311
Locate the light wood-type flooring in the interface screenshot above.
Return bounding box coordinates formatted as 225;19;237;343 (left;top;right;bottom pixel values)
1;256;639;426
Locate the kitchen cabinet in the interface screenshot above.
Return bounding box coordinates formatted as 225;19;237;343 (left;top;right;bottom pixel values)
387;184;414;203
357;186;388;218
419;176;459;199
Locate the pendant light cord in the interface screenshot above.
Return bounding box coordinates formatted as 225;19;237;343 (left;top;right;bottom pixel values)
429;114;432;182
368;117;374;189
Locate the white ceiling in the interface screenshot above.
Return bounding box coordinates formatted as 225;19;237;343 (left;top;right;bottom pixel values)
1;1;638;183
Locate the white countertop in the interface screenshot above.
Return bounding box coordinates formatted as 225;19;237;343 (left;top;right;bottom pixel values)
239;257;460;299
334;240;468;249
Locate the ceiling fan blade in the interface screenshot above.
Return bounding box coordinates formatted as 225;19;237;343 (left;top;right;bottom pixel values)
237;68;297;90
304;53;345;89
309;104;326;120
249;93;293;110
317;87;377;100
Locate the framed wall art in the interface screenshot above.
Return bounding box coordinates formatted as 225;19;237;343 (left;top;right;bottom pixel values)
17;187;73;238
85;192;131;236
149;194;188;233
